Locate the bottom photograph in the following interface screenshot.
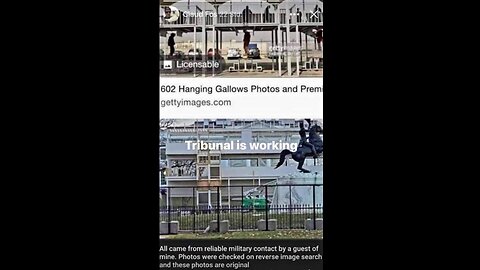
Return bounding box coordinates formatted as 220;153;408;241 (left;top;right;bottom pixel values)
160;119;323;239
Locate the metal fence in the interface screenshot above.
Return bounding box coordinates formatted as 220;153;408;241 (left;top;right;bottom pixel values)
160;11;323;26
160;184;323;232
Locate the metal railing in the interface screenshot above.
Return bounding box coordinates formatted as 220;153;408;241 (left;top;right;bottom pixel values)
160;11;323;26
160;183;323;232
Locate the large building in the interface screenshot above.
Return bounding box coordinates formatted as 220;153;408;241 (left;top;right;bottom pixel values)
160;119;323;207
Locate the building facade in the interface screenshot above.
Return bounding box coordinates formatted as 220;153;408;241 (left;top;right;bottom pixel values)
160;119;322;207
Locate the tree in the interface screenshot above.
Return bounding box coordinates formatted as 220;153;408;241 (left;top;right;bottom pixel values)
160;119;174;130
160;119;174;145
170;160;198;176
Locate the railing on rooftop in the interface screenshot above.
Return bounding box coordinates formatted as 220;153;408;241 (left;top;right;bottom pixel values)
160;11;323;26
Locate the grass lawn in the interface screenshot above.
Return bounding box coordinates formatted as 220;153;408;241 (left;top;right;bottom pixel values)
162;230;323;239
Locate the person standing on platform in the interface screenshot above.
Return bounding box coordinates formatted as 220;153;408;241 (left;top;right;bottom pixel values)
242;6;252;24
168;33;176;57
316;28;323;51
296;8;302;23
243;30;251;56
264;5;271;23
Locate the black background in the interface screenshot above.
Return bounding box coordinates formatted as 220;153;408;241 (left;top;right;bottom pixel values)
161;239;322;269
5;0;471;269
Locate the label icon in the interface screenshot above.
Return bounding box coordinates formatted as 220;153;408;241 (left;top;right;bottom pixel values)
163;60;173;70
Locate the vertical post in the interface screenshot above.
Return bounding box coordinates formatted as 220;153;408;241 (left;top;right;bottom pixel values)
265;186;269;231
271;29;275;71
299;26;303;63
202;2;206;77
286;14;291;76
208;189;211;208
274;29;278;72
193;187;196;232
212;28;215;77
305;32;308;62
241;186;244;231
228;178;231;208
313;184;316;230
193;19;197;76
204;29;208;77
168;187;171;234
213;5;218;77
289;185;292;229
296;24;300;77
302;0;306;23
217;185;220;231
276;5;281;76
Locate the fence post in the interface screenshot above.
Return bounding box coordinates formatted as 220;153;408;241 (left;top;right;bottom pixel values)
313;184;316;230
289;185;292;229
168;187;171;234
217;186;220;232
193;187;196;232
241;186;244;231
265;186;269;231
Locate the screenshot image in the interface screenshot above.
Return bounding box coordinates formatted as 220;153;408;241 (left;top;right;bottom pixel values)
160;1;323;269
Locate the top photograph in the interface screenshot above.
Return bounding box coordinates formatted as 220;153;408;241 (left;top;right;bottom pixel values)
160;0;323;78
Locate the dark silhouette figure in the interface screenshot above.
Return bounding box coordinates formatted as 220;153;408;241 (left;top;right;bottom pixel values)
243;30;251;55
275;122;323;173
313;5;322;22
316;28;323;51
299;119;318;158
168;33;176;57
296;8;302;23
242;6;253;23
264;6;271;23
179;11;184;24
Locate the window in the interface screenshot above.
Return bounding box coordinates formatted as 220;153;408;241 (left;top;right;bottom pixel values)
230;159;247;167
169;159;196;176
220;159;229;167
199;156;208;164
198;192;220;206
270;159;280;167
170;137;196;143
160;171;166;185
199;167;208;179
220;158;260;167
198;193;209;204
258;158;268;167
210;167;220;178
227;135;241;141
